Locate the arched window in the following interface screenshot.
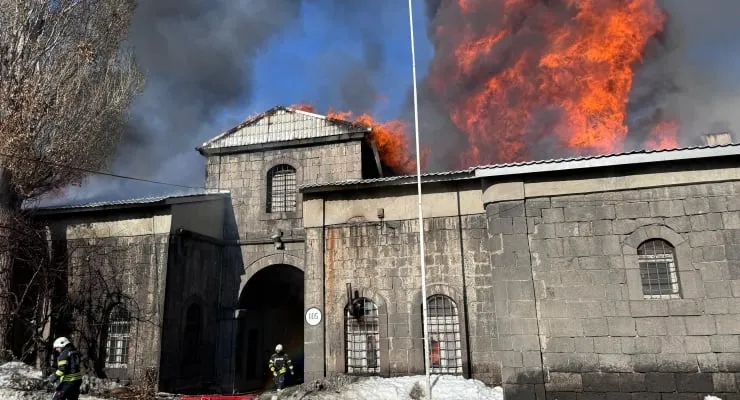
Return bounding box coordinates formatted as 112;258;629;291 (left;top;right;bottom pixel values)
266;164;297;213
425;295;463;374
183;303;203;364
345;298;380;375
638;239;680;299
105;306;131;368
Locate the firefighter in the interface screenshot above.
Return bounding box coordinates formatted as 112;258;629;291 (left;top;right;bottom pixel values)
46;337;83;400
268;344;294;393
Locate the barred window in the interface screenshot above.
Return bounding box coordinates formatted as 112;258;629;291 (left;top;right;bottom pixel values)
425;295;463;374
345;298;380;375
638;239;680;299
183;303;202;364
266;164;297;213
105;306;131;368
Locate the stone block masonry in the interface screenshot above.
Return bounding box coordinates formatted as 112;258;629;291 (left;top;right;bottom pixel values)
315;214;495;382
509;181;740;399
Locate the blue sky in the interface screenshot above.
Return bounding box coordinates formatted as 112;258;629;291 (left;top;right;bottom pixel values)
53;0;435;204
221;0;433;130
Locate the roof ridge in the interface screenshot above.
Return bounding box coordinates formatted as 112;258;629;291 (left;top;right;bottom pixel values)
197;105;371;152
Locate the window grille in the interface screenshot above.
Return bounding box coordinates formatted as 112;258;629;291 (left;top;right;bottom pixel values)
638;239;680;299
345;298;380;375
425;295;463;375
183;304;202;364
105;307;131;368
266;165;297;213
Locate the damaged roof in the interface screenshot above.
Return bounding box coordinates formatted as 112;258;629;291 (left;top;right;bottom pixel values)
197;106;371;155
300;142;740;192
29;190;230;215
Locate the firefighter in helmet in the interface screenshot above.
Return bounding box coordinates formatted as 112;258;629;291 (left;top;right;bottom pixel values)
268;344;294;393
46;337;83;400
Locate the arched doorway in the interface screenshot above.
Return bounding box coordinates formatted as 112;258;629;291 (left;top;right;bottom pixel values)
236;264;304;392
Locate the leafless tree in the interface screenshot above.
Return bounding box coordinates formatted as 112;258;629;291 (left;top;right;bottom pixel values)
0;0;144;358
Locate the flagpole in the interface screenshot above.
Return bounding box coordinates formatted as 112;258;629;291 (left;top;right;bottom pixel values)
407;0;432;397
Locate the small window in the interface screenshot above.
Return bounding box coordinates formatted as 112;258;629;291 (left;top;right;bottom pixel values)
266;164;297;213
183;304;202;364
425;295;463;375
638;239;680;299
105;306;131;368
345;298;380;375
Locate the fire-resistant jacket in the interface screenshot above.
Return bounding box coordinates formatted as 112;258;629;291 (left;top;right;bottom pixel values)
269;352;294;376
55;345;82;383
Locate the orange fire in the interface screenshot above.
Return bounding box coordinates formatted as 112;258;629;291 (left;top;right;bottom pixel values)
645;121;679;150
290;104;423;174
429;0;673;166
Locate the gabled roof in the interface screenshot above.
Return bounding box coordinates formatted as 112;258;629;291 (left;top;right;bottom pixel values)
197;106;371;155
299;142;740;192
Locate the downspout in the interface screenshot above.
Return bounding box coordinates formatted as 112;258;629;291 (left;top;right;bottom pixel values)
455;188;473;378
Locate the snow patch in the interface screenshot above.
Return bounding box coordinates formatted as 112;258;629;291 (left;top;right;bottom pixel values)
705;396;723;400
0;362;107;400
274;375;503;400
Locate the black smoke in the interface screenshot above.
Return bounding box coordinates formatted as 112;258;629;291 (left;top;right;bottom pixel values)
52;0;398;204
415;0;740;170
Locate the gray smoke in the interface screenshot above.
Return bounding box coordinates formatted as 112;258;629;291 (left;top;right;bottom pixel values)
415;0;740;170
50;0;398;204
628;0;740;148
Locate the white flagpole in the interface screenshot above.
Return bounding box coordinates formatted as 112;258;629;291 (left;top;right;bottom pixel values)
407;0;432;397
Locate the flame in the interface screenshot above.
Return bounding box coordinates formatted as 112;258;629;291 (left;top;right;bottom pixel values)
291;104;316;113
327;109;427;174
289;104;423;174
428;0;671;166
645;121;679;150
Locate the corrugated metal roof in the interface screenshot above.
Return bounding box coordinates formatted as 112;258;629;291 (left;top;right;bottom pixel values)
29;189;230;213
475;142;740;178
299;169;475;192
300;143;740;192
198;106;370;152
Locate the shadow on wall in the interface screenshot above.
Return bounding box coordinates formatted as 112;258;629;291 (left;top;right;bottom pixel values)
503;370;738;400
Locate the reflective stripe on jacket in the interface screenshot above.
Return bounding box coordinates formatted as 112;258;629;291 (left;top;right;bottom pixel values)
269;352;293;375
56;346;82;383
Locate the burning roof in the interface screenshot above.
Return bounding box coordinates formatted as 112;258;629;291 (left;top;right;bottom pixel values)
197;106;371;155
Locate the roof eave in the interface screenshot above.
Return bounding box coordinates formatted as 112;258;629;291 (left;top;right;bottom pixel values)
32;192;231;216
299;172;476;194
475;144;740;178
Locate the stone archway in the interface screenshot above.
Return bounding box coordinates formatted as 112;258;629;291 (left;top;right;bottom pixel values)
235;263;304;392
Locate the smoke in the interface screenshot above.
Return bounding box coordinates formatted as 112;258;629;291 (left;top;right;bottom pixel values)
47;0;740;205
629;0;740;148
414;0;740;170
50;0;399;204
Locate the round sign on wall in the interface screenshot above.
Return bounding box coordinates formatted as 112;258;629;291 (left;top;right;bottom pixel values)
305;307;322;326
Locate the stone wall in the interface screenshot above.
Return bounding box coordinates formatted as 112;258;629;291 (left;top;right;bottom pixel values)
308;212;498;383
205;141;367;391
63;232;169;382
205;141;364;239
491;181;740;399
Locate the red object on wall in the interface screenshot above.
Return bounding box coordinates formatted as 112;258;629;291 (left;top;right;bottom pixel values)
180;395;258;400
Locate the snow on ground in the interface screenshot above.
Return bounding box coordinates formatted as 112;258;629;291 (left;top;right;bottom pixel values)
273;375;503;400
0;362;107;400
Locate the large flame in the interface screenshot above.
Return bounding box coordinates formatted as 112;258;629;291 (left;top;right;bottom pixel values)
428;0;678;166
291;104;423;174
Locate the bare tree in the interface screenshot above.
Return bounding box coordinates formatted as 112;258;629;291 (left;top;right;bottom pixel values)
0;0;144;358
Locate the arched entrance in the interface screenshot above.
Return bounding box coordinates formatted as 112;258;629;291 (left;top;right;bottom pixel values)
235;264;304;392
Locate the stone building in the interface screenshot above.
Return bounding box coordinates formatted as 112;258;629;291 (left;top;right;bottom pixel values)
33;106;740;398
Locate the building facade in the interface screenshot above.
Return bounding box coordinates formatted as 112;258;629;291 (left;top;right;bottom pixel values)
33;107;740;398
